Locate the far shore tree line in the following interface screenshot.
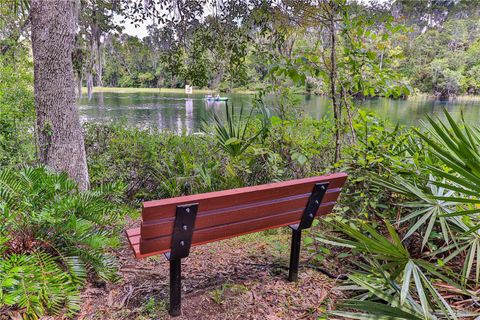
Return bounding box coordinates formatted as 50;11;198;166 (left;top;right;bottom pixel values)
81;1;480;100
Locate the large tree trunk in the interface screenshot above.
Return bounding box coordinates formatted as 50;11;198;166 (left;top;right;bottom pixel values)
31;0;90;190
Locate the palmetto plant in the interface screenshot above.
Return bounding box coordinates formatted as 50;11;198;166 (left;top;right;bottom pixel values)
417;111;480;286
332;110;480;319
417;111;480;222
377;175;480;286
202;103;268;157
379;110;480;286
375;175;457;250
332;267;430;320
0;166;125;318
330;263;471;320
319;219;458;319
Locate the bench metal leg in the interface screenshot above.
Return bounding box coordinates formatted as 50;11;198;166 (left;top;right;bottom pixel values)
288;227;302;282
169;259;182;316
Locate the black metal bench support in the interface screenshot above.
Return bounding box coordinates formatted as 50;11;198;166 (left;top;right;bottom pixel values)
288;182;328;282
165;203;198;317
288;227;302;281
169;259;182;316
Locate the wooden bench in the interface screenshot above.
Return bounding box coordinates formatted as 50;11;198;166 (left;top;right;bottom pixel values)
126;173;347;316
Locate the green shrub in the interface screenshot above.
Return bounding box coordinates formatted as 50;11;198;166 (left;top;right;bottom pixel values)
321;219;457;319
202;103;268;158
84;123;232;200
316;110;480;319
335;110;431;219
0;53;36;167
0;166;125;318
84;108;339;202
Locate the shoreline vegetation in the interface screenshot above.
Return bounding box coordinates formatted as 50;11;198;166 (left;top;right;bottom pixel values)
82;86;480;101
80;86;257;95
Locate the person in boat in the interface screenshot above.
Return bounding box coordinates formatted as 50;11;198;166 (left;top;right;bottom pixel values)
215;94;220;100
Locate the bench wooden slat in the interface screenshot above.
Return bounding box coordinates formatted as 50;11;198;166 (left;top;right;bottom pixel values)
125;228;141;258
142;173;347;221
139;201;336;255
140;187;341;240
126;173;347;258
126;227;140;238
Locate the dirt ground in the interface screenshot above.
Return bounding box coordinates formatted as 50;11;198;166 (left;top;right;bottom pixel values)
77;229;345;320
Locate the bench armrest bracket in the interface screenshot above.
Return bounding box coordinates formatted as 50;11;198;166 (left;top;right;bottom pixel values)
296;182;329;230
288;182;329;282
164;203;199;261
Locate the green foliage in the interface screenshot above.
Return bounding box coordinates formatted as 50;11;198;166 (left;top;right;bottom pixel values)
209;283;248;305
338;7;410;99
360;109;480;288
84;100;340;200
336;110;430;218
84;122;230;199
5;1;480;318
376;175;456;249
103;34;158;88
203;103;268;158
0;166;125;318
184;29;212;88
320;219;457;319
415;111;480;285
402;18;480;98
332;270;430;320
141;296;167;318
0;252;81;319
102;9;252;90
0;53;35;167
317;109;480;318
92;1;480;99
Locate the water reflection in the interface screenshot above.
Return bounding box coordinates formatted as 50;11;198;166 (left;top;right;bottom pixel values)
204;100;226;111
98;91;105;110
184;99;192;133
78;92;480;132
362;97;480;126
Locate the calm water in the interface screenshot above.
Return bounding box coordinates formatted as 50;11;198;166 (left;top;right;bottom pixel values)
78;91;480;133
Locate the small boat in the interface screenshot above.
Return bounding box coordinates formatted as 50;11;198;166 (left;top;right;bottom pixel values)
205;95;228;102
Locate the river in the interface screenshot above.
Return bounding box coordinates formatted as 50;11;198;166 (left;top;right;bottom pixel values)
78;91;480;133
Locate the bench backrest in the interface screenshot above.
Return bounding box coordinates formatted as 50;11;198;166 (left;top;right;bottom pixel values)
136;173;347;257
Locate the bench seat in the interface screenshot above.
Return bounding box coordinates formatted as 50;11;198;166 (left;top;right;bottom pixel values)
125;173;347;258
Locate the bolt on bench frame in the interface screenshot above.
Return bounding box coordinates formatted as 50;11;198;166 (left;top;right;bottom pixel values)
125;173;347;316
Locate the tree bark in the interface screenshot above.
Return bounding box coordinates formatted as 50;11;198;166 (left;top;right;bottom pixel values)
31;0;90;190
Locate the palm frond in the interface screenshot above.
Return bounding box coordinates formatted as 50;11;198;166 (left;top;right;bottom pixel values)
202;103;269;157
1;166;124;318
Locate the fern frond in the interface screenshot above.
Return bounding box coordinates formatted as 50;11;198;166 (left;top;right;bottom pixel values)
1;166;125;318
